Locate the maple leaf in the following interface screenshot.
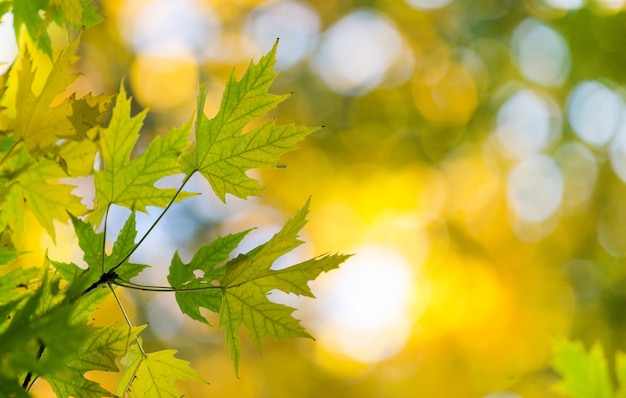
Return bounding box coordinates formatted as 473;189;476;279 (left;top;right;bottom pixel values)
116;345;206;397
12;0;52;56
49;0;102;28
3;33;109;158
89;85;195;224
168;199;349;373
14;38;79;152
56;137;99;177
0;266;38;303
7;154;87;242
553;339;613;398
168;230;251;324
0;271;91;392
68;92;111;141
181;41;317;201
45;324;145;398
12;0;101;57
53;212;149;304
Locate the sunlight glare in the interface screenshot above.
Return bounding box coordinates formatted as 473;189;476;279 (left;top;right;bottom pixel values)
312;245;424;363
507;155;563;223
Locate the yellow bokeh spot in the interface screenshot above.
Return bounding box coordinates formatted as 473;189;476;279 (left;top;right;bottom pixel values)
426;256;510;339
413;63;478;126
130;53;199;110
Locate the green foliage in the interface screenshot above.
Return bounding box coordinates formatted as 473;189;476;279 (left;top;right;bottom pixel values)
89;86;194;224
181;42;317;201
0;3;347;397
169;199;349;373
46;325;145;398
11;0;100;57
553;339;626;398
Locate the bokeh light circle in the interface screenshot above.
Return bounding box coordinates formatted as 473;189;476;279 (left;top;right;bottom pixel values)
495;89;561;159
507;155;563;223
118;0;220;60
542;0;583;9
405;0;453;9
245;0;320;69
554;141;598;208
610;116;626;183
511;19;570;87
311;9;408;96
567;80;623;146
0;12;17;76
413;62;478;126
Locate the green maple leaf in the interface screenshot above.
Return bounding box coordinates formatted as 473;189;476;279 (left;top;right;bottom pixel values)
0;3;12;20
181;41;316;201
0;140;87;243
9;157;87;241
89;85;195;224
12;0;101;56
0;266;38;303
220;199;348;372
0;271;91;391
49;0;101;28
116;344;206;397
167;230;251;324
169;199;348;373
53;212;149;306
553;339;614;398
0;247;18;266
56;137;99;177
12;0;52;56
46;324;145;398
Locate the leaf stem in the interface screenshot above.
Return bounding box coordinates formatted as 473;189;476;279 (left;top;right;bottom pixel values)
113;277;222;293
109;284;146;355
109;171;196;274
101;203;111;274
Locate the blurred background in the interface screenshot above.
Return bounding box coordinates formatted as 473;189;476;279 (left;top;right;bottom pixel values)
3;0;626;396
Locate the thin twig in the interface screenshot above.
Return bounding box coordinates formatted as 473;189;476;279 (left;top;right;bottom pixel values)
108;171;195;274
101;203;111;274
108;284;145;355
113;277;221;293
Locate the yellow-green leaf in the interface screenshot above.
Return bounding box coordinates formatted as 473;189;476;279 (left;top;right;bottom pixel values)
220;283;310;374
89;85;194;224
117;345;206;398
553;339;613;398
46;325;145;398
12;157;86;241
182;41;316;201
218;199;347;373
14;39;79;152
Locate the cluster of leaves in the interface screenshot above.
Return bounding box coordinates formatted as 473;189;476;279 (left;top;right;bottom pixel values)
0;2;347;397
